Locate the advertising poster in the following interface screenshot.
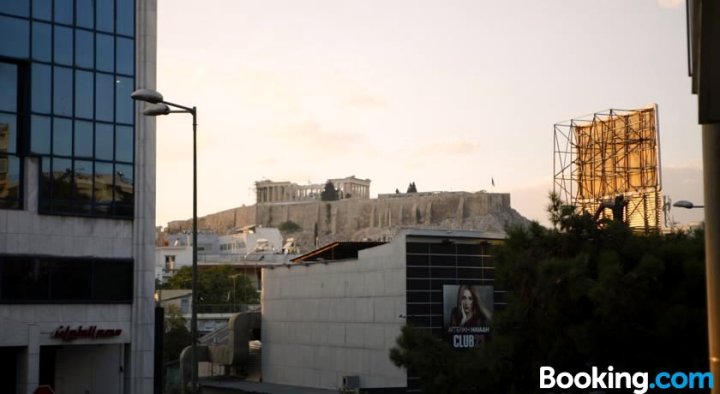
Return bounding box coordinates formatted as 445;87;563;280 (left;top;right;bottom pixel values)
443;284;493;349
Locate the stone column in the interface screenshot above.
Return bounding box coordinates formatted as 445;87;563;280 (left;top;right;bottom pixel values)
18;325;40;394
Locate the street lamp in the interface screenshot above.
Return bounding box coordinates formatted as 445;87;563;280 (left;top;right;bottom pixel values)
673;200;705;209
132;88;199;394
229;273;242;311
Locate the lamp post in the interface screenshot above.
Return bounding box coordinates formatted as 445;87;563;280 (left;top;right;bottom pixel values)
132;89;199;394
229;273;242;311
673;200;705;209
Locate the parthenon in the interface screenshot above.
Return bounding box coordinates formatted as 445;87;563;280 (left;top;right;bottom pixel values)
255;176;371;204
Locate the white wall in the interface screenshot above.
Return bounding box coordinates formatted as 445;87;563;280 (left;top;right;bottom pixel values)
0;211;133;258
55;344;124;394
261;236;407;389
155;246;192;281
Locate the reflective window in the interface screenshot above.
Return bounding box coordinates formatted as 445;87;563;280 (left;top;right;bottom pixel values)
32;0;51;21
0;258;50;300
114;162;133;216
0;61;22;210
31;115;51;154
39;158;51;209
0;0;29;17
95;122;113;160
51;260;92;300
53;67;73;116
116;0;133;36
74;70;93;119
95;72;114;121
53;25;73;65
0;114;17;154
116;37;133;76
75;29;93;68
76;0;94;29
51;157;72;203
24;0;136;219
74;159;93;212
52;117;72;156
31;64;51;113
0;256;133;303
0;63;17;112
74;120;92;158
95;33;114;72
54;0;73;25
115;125;132;162
115;76;133;124
92;260;133;301
31;22;51;61
96;0;114;33
0;16;29;58
95;161;112;204
0;156;21;208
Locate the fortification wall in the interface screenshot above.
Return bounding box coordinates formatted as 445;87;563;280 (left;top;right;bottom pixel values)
164;192;527;250
166;205;256;233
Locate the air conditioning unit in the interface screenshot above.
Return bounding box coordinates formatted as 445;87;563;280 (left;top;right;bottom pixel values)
342;375;360;390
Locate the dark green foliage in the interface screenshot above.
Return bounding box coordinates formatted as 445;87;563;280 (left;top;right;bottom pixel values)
163;265;259;311
321;181;339;201
390;197;707;393
390;325;466;394
278;220;301;233
163;305;191;364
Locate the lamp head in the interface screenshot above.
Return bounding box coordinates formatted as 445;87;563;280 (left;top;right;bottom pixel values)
673;200;695;209
131;89;164;104
143;103;171;116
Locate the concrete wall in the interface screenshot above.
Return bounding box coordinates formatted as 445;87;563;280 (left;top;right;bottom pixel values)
261;237;407;389
0;211;133;257
55;344;125;394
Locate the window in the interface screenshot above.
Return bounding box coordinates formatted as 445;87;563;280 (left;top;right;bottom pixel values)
15;0;138;219
164;255;175;271
0;255;133;303
0;61;24;209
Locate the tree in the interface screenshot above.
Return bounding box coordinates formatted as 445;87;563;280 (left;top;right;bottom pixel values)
163;265;259;312
278;220;301;233
390;197;707;393
320;180;339;201
163;304;191;364
407;182;417;193
390;325;471;393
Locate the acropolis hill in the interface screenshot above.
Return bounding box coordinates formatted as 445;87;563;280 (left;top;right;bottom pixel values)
166;177;530;251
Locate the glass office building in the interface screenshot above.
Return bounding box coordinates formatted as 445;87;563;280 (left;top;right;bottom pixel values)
0;0;156;393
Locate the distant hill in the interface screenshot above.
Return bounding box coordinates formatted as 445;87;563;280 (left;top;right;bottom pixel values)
166;191;530;253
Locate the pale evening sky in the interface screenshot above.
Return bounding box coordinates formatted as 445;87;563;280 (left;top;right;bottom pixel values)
154;0;704;228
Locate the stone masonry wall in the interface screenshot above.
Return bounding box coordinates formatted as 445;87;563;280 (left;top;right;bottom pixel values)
164;192;528;252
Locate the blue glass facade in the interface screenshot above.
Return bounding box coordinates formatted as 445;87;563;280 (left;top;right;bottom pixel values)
0;0;135;218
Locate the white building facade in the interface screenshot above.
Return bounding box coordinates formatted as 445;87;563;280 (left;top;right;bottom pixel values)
0;1;157;393
261;229;504;391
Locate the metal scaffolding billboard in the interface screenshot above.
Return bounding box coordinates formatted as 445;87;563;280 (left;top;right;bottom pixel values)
553;106;662;231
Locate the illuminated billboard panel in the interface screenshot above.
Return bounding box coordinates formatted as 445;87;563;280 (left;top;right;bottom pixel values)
443;284;493;349
554;106;662;231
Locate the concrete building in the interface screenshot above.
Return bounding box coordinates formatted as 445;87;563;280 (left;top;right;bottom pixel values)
0;1;157;393
155;227;288;284
261;229;504;392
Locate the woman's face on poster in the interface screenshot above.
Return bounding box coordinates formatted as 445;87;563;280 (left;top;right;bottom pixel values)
461;288;473;315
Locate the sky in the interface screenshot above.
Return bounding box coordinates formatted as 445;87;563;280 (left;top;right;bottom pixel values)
154;0;705;228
